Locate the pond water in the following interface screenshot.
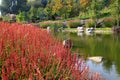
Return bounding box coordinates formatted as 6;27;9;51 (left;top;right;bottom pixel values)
56;32;120;80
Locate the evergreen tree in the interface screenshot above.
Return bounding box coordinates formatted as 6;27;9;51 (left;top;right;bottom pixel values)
28;0;48;8
0;0;30;15
41;0;48;7
45;0;53;19
0;0;12;15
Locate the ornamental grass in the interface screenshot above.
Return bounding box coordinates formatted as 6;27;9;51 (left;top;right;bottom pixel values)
0;21;101;80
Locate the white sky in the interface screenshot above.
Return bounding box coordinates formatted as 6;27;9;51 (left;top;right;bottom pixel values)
0;0;1;5
0;0;1;15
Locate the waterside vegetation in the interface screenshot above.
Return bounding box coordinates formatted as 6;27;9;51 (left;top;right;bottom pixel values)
0;21;102;80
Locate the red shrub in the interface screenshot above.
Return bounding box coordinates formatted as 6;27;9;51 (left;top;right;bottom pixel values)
0;21;102;80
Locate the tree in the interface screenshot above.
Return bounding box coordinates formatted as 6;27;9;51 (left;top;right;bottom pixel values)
28;6;37;22
60;0;73;19
78;0;92;19
103;0;111;7
0;0;12;15
52;0;62;15
69;0;80;17
41;0;48;7
46;0;81;19
28;0;48;8
110;0;120;27
36;8;48;21
91;0;102;28
80;0;91;10
45;0;53;19
0;0;30;15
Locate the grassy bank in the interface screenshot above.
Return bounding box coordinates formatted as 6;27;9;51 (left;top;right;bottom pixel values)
39;17;119;30
62;28;112;34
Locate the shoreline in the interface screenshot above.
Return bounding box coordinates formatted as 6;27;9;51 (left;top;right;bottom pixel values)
63;28;113;34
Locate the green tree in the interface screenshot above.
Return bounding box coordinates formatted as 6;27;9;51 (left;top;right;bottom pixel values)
36;8;48;21
69;0;80;17
80;0;91;11
60;0;72;19
91;0;102;28
28;0;47;8
28;6;37;22
103;0;111;7
27;6;47;22
110;0;120;27
79;0;92;18
0;0;30;15
45;0;53;19
0;0;12;15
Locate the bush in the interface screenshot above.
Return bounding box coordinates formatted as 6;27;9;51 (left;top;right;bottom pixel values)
50;23;63;30
103;18;115;28
40;22;50;28
67;20;82;28
40;21;63;29
2;15;12;22
2;14;16;22
16;12;26;23
40;20;82;29
0;21;102;80
85;20;95;28
68;22;82;28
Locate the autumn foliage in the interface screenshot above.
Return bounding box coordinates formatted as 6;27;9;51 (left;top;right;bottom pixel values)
0;21;101;80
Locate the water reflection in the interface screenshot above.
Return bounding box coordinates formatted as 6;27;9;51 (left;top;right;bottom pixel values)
77;32;84;37
56;32;120;80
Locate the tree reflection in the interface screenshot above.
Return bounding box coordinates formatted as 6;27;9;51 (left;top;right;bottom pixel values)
70;33;120;74
102;59;113;72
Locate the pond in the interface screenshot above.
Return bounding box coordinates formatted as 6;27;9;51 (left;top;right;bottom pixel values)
56;32;120;80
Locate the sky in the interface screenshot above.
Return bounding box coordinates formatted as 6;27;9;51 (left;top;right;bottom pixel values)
0;0;1;15
0;0;1;5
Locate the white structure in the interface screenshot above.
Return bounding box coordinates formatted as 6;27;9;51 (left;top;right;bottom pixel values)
77;26;84;32
88;56;103;63
86;27;94;33
77;32;83;36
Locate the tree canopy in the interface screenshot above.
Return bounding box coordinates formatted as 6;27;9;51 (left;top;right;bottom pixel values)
0;0;30;15
0;0;119;22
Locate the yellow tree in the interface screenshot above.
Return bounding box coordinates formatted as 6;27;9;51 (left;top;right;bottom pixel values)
79;0;91;18
52;0;62;15
45;0;63;19
80;0;91;10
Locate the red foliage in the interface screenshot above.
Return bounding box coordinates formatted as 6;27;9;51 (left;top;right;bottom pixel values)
0;21;102;80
